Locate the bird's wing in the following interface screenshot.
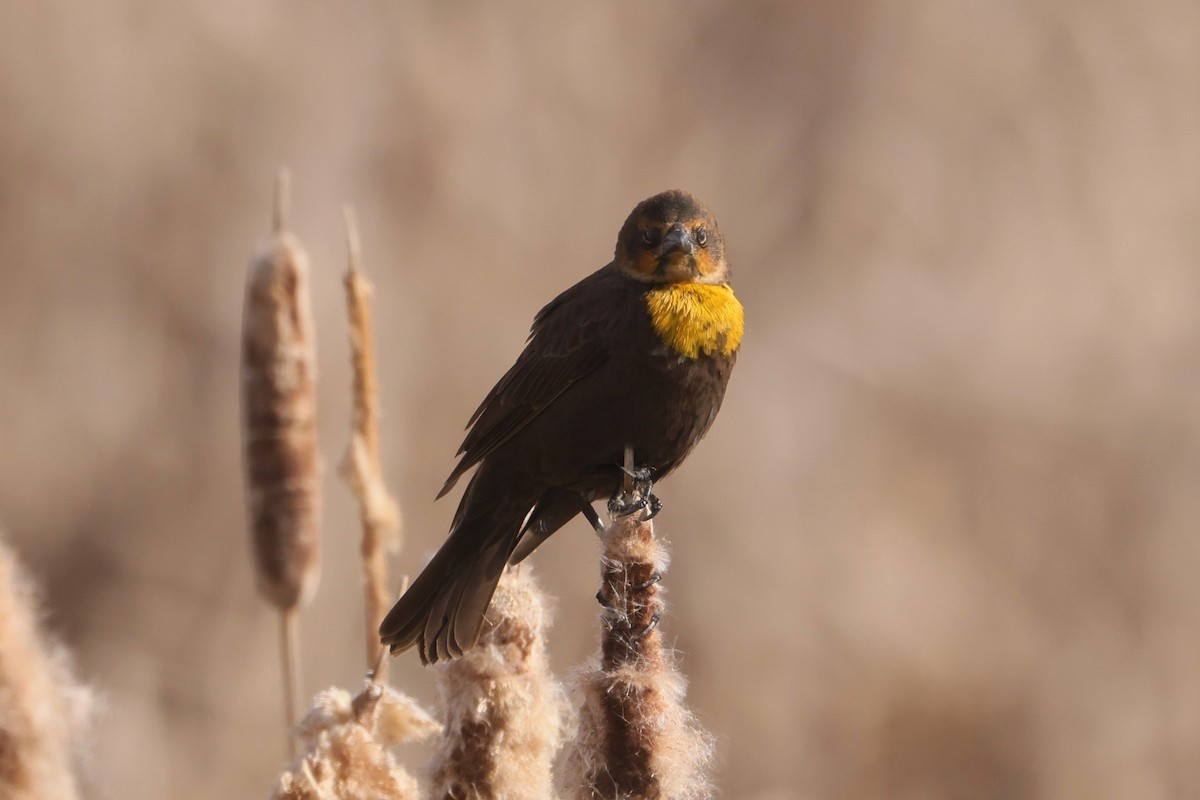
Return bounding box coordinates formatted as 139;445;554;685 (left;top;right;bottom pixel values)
437;267;617;498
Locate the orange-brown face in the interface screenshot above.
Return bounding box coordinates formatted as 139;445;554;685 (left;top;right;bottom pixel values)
614;190;730;284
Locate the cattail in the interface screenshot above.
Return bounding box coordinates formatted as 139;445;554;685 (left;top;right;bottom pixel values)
271;682;440;800
559;457;715;800
427;566;565;800
0;534;93;800
241;170;322;609
338;207;401;678
241;170;321;750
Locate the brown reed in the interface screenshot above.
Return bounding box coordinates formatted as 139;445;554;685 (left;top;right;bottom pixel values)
338;206;401;679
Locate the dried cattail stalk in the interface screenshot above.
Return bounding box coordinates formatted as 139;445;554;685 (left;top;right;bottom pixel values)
241;170;321;750
0;534;94;800
427;566;565;800
271;682;440;800
338;207;401;677
559;482;715;800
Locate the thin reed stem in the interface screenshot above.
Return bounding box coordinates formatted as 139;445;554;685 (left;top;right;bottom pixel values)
273;168;289;233
280;608;300;759
339;206;401;679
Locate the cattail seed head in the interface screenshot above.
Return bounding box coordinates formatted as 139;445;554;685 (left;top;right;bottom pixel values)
240;181;321;611
271;683;439;800
428;566;565;800
560;511;715;800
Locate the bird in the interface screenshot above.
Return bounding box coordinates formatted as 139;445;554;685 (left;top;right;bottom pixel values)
379;189;744;663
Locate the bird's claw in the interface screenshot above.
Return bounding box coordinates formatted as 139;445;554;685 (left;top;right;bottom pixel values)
607;491;661;519
618;465;654;485
607;467;662;520
633;571;661;591
598;571;660;608
643;494;663;520
633;611;661;640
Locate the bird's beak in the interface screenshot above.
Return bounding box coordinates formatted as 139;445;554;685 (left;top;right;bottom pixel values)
658;224;693;257
655;224;697;281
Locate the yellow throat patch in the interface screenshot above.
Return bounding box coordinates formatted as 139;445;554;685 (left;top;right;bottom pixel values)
645;282;745;359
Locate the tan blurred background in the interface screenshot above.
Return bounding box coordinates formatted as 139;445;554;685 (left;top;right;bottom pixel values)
2;2;1199;798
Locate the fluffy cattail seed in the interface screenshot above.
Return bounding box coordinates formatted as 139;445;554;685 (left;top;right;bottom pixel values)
560;456;715;800
240;170;321;611
428;566;565;800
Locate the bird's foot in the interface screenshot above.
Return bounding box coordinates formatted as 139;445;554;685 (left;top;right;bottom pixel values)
608;467;662;520
608;491;662;520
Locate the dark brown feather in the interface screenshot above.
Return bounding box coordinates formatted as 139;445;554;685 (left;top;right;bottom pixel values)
437;267;615;498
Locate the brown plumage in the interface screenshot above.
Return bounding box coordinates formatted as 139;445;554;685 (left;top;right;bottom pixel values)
380;190;744;663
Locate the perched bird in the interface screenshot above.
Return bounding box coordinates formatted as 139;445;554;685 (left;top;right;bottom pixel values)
380;190;744;663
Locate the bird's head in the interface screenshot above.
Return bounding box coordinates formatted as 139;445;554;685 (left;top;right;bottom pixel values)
614;190;730;285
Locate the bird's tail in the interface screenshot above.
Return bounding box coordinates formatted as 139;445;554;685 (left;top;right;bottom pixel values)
378;484;527;664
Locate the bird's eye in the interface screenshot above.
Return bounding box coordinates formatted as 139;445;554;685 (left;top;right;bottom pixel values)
640;229;657;246
695;228;708;247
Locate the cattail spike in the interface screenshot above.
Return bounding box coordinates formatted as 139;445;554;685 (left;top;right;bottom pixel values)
241;171;321;753
428;567;564;800
241;170;321;610
560;483;715;800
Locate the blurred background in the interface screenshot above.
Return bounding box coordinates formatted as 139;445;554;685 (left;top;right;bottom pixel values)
2;2;1199;798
